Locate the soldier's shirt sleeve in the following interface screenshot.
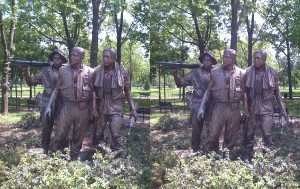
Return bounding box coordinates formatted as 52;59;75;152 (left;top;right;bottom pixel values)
123;68;131;90
31;69;44;85
240;69;246;90
180;70;193;87
273;70;280;92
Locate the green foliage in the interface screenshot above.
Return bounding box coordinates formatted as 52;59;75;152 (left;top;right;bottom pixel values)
18;0;90;51
0;145;22;167
163;150;299;188
144;80;150;90
17;112;41;129
152;113;189;131
0;150;148;188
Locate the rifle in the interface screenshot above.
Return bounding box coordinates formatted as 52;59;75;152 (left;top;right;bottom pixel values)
8;59;53;67
158;61;199;69
128;116;136;136
280;115;287;134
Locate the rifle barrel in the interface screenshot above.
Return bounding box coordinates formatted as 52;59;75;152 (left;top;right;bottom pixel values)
8;59;53;67
158;61;199;69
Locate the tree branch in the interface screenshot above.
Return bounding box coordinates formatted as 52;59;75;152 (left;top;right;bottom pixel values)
26;20;65;44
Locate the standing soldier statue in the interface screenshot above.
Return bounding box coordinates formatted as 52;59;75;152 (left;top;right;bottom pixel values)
243;50;287;159
22;49;67;154
45;47;96;160
172;51;217;152
198;49;249;152
92;48;137;154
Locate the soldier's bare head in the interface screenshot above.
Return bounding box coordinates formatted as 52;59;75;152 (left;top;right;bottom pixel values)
254;50;267;70
103;48;116;60
72;47;85;59
254;50;267;61
103;48;116;69
223;49;237;67
71;47;85;67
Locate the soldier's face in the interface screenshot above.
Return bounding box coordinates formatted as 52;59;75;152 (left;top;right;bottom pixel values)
254;52;265;69
202;55;213;69
52;54;63;68
223;52;234;66
103;51;115;67
71;50;82;66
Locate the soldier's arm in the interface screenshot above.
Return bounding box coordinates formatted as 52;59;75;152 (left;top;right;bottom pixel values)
123;71;137;118
172;68;193;88
197;75;215;119
44;72;62;117
274;73;287;119
172;68;182;87
202;75;215;104
90;71;99;119
242;72;250;118
22;67;43;86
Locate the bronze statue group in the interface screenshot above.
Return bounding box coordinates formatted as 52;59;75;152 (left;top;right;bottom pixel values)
22;47;137;160
22;47;287;161
173;49;287;159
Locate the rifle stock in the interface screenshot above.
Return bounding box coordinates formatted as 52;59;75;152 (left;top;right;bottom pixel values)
158;61;199;69
8;59;53;67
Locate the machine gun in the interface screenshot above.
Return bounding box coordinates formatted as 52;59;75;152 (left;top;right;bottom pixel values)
8;59;53;67
158;61;200;69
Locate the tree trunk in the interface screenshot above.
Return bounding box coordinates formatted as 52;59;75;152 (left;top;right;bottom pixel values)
90;0;101;68
230;0;238;51
286;38;293;99
246;6;255;67
163;72;166;101
1;0;16;115
158;64;161;101
114;2;124;64
90;0;108;68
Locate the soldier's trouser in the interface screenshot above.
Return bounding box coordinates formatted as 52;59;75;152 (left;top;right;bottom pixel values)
244;114;274;152
41;106;54;152
50;103;89;159
190;110;204;152
203;104;241;152
93;114;123;151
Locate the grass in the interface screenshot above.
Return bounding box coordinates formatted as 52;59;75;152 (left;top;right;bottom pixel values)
2;86;300;119
1;87;300;188
0;110;38;123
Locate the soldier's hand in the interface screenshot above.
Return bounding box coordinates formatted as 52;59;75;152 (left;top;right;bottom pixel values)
244;109;250;120
92;109;99;120
44;106;51;117
172;68;178;76
21;66;29;73
197;106;205;120
130;111;137;121
281;110;288;122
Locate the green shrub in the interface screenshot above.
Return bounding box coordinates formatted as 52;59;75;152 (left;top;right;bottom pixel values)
152;113;189;131
163;150;299;188
17;112;41;129
144;81;150;90
0;145;22;167
1;151;149;188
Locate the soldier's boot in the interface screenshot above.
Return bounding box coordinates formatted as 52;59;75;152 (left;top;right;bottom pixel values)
70;151;80;161
111;135;124;158
93;133;104;147
42;143;49;155
191;143;199;153
263;134;274;152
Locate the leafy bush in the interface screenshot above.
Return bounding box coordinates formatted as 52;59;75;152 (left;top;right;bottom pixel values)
17;112;41;129
0;145;22;167
150;148;178;188
144;81;150;90
152;113;189;131
1;151;148;188
163;150;299;188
